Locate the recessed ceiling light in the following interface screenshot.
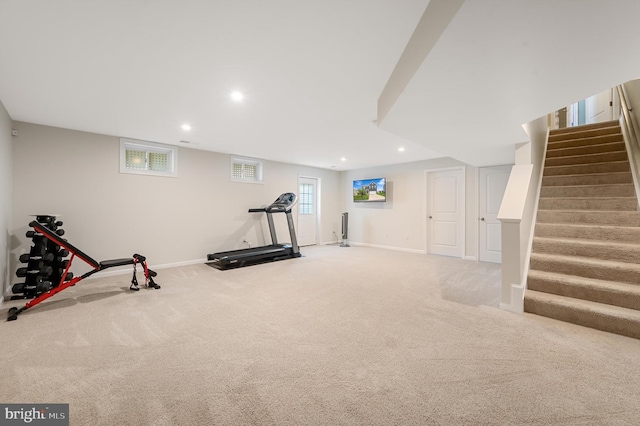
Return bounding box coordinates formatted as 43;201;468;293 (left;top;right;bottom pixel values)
340;157;346;162
398;147;405;152
230;91;245;102
181;124;192;131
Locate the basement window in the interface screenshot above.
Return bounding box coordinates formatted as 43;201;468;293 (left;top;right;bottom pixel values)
120;139;178;177
231;156;263;183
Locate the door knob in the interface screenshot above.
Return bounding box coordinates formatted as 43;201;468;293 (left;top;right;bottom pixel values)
428;216;433;219
480;217;485;221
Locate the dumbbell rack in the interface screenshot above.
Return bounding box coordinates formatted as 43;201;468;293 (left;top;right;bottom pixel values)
11;215;72;300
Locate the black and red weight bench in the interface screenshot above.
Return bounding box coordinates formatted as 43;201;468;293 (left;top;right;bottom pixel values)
7;221;160;321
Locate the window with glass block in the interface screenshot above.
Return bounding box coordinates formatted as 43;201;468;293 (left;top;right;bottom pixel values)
231;157;263;183
120;139;177;177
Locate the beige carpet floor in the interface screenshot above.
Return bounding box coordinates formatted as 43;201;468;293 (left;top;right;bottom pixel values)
2;245;640;425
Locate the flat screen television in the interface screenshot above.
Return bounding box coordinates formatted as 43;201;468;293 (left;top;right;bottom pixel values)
353;178;386;202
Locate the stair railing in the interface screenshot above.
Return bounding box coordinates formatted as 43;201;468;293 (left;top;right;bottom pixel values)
616;84;640;207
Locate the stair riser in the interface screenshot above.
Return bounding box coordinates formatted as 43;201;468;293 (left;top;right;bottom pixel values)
537;198;637;211
545;151;628;167
540;185;635;198
527;276;640;311
530;256;640;284
535;223;640;243
548;133;623;149
542;172;632;187
543;161;630;176
532;239;640;263
536;210;640;226
524;297;640;339
546;141;625;158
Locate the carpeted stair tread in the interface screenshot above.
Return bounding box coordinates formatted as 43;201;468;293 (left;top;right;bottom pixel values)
532;236;640;263
543;161;630;176
537;196;637;211
548;120;619;136
534;222;640;243
527;269;640;310
539;183;635;197
542;171;632;187
527;121;640;339
547;133;623;149
524;289;640;339
545;150;628;167
530;252;640;284
536;209;640;226
546;141;625;158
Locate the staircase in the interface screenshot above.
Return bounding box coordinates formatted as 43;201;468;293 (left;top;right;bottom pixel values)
524;120;640;339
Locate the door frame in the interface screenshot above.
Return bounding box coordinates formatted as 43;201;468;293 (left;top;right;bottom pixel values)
424;166;466;258
478;165;511;263
297;175;321;246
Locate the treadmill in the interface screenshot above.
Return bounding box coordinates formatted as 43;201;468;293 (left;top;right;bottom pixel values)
206;192;302;270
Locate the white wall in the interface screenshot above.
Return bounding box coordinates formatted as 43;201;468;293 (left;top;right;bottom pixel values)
0;100;12;300
10;122;341;277
340;157;480;259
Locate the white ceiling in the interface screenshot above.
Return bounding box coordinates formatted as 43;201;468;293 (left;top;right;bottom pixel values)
2;0;640;171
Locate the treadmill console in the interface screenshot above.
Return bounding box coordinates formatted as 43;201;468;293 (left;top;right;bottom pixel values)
266;192;297;213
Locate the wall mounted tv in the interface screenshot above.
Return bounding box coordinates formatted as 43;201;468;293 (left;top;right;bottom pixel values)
353;178;386;202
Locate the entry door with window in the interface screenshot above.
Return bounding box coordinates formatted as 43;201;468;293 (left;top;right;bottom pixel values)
298;177;318;246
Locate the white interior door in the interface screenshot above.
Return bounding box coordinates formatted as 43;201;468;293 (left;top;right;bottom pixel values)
427;168;465;258
298;177;317;246
479;165;511;263
586;89;613;124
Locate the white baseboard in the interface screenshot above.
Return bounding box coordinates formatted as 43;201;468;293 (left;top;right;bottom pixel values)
348;241;425;255
464;256;478;261
500;282;525;313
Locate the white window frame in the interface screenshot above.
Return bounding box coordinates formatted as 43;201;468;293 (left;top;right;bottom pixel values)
230;156;263;184
120;138;178;177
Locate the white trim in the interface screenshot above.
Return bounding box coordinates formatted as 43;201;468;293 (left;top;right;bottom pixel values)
349;241;425;254
464;256;477;261
500;283;525;313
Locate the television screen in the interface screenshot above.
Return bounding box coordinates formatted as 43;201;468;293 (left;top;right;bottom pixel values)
353;178;386;202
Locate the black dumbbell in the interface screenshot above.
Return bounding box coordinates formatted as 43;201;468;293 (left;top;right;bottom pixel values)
35;281;52;293
19;253;54;263
16;266;53;278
